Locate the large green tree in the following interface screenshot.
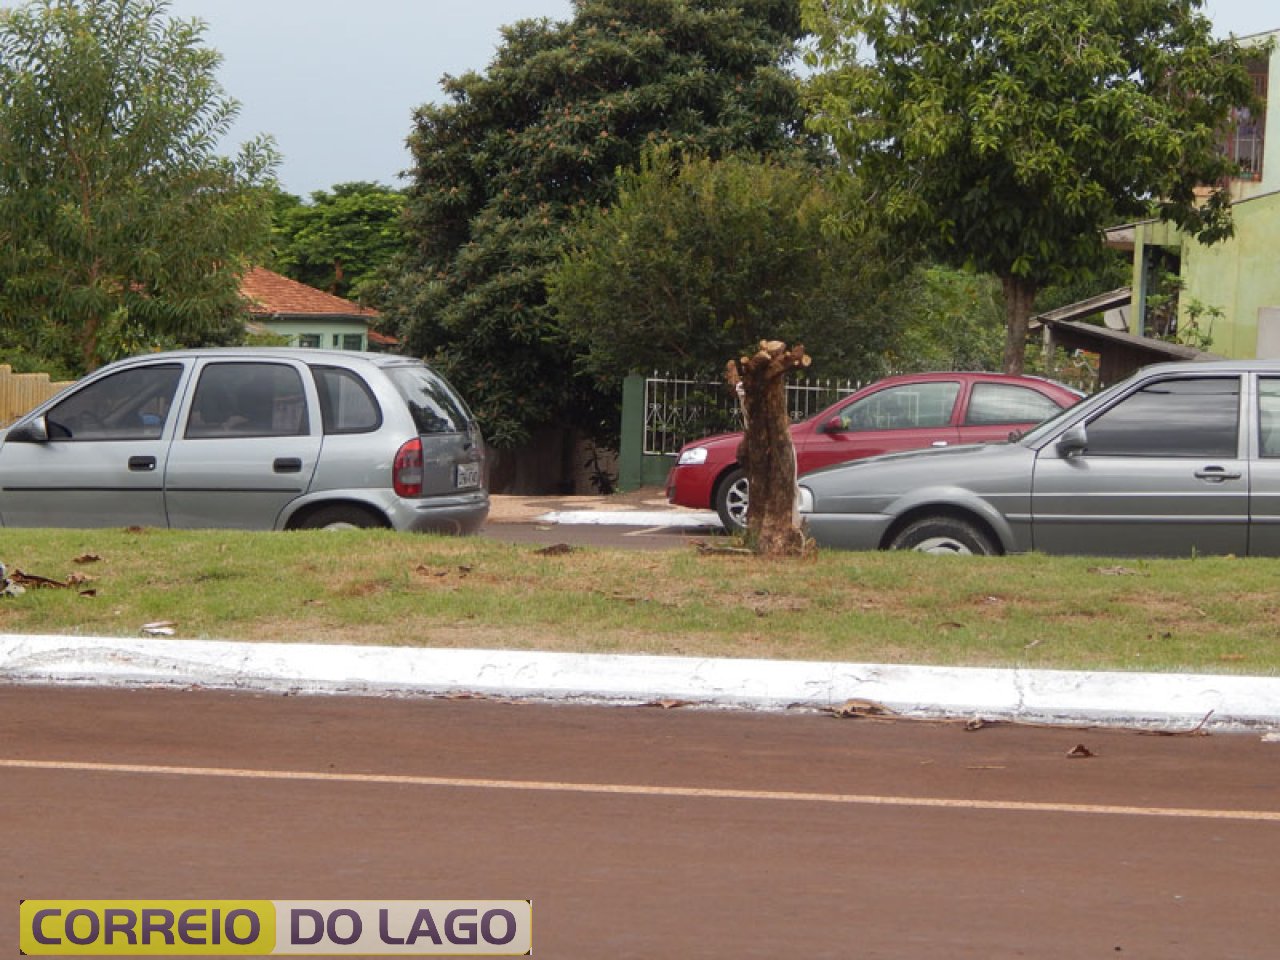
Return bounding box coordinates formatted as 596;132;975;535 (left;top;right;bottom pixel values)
549;150;898;394
386;0;815;449
270;182;405;305
0;0;277;376
802;0;1259;374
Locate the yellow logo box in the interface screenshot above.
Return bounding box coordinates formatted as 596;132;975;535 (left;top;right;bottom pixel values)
20;900;532;956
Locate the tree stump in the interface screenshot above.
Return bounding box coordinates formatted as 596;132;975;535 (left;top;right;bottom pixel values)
726;340;811;556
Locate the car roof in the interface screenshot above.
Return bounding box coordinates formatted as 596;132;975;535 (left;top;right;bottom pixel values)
106;347;422;369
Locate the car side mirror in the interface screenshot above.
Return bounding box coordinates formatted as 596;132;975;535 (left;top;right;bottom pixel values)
5;416;49;444
824;416;846;434
1055;422;1088;458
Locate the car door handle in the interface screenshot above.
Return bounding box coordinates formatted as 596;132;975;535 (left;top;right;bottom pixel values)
1194;466;1242;483
273;457;303;474
128;456;156;472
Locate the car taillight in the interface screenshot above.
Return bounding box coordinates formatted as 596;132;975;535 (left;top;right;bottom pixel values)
393;438;424;497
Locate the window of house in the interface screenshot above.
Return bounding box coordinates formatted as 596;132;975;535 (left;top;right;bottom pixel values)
341;334;364;351
298;334;321;349
1225;67;1268;181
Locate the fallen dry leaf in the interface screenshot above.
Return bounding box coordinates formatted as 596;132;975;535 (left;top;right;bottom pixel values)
1066;743;1096;759
73;554;102;564
11;570;71;589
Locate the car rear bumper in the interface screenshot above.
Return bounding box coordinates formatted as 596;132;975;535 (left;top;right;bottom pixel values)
388;490;490;535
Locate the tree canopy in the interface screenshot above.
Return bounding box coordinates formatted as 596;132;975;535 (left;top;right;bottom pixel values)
802;0;1260;373
270;182;405;305
549;149;899;392
0;0;277;376
385;0;816;448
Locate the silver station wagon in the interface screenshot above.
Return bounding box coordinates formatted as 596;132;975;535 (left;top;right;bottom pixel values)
0;348;488;533
799;360;1280;558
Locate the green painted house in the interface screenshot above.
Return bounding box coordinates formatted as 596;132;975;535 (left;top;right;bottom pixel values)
241;267;396;351
1112;28;1280;360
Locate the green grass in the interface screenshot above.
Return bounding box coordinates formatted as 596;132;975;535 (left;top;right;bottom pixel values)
1;527;1276;675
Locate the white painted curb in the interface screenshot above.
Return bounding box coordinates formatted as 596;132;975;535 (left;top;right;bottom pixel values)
2;633;1278;729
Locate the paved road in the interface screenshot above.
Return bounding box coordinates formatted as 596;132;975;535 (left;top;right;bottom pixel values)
3;685;1277;958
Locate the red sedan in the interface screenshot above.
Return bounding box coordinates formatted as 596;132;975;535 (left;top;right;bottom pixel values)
666;371;1083;532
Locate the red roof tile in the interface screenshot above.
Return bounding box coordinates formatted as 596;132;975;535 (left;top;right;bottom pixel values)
241;266;379;319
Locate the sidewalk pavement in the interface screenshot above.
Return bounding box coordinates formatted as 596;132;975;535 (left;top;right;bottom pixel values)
3;490;1279;731
487;487;719;528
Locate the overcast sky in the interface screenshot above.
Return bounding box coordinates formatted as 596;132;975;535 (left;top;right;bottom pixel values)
165;0;1276;197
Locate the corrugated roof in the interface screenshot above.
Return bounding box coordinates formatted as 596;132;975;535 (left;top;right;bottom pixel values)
241;266;379;319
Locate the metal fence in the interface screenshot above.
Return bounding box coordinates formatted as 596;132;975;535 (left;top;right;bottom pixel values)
642;372;863;455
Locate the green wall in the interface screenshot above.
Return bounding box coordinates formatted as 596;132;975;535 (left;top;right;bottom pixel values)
1181;190;1280;358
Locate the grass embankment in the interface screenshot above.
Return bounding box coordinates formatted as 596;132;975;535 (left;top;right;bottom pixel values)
0;527;1275;675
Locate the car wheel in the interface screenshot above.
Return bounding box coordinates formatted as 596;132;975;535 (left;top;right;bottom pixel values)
714;467;749;534
297;505;387;531
888;516;996;556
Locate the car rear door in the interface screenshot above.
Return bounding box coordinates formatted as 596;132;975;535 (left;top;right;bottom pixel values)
0;361;186;529
796;380;962;473
1030;375;1248;556
163;359;322;530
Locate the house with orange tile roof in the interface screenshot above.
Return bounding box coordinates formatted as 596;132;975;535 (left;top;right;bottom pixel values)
240;266;396;351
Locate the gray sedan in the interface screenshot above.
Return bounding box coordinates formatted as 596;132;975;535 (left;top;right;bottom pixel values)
799;360;1280;557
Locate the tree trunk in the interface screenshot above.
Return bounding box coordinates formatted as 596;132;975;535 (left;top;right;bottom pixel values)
1001;274;1038;376
726;340;811;556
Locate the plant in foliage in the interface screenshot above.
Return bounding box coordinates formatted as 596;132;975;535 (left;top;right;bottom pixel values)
802;0;1261;374
0;0;277;376
385;0;816;449
270;182;405;304
549;149;899;391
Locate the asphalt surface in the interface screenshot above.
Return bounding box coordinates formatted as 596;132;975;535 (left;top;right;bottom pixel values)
4;686;1279;958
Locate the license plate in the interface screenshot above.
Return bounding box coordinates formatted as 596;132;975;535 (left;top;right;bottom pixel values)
455;462;480;489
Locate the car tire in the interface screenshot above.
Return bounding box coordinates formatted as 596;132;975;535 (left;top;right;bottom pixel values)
297;505;388;531
888;515;997;556
714;467;749;534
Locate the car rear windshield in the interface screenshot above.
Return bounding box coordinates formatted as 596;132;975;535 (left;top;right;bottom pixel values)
386;365;472;435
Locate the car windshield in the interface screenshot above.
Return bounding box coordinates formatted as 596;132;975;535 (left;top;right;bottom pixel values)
1017;378;1127;446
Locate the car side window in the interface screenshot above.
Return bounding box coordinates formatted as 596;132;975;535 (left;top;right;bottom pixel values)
46;364;183;441
1083;377;1240;458
965;383;1063;426
1259;379;1280;458
311;365;382;434
185;362;309;439
837;382;961;432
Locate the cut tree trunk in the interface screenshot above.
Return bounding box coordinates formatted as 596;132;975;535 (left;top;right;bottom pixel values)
726;340;811;556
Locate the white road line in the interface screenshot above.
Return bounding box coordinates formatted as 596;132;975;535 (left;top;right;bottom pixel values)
3;758;1278;822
